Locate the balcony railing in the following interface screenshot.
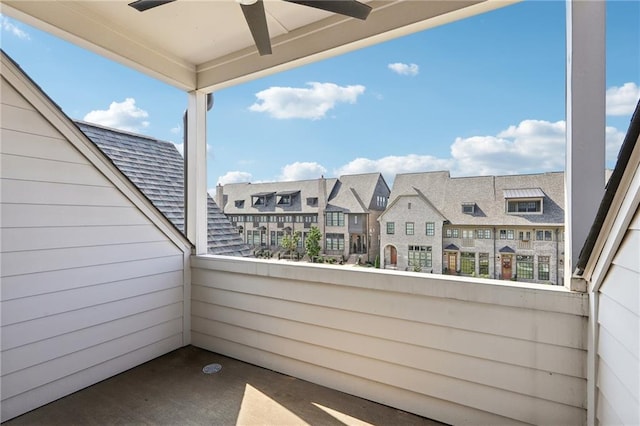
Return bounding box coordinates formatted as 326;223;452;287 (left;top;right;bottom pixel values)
518;240;532;250
461;238;474;247
190;256;588;426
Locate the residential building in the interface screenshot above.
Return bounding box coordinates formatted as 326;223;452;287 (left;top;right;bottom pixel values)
217;173;390;261
76;121;252;257
379;171;565;284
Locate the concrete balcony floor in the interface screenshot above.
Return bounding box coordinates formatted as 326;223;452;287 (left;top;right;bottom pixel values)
5;346;445;425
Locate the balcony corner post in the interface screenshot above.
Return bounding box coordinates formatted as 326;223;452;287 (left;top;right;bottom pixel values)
564;0;606;291
185;91;208;255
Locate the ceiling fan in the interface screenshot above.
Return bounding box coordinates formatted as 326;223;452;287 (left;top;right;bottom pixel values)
128;0;372;56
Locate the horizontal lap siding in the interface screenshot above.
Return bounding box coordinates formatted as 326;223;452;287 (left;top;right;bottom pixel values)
191;257;587;426
0;79;186;421
597;206;640;426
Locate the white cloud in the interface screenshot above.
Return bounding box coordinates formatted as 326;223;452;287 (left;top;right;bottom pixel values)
606;125;626;164
335;155;452;179
1;15;30;40
332;118;625;182
84;98;150;132
606;82;640;116
450;119;566;176
279;162;327;181
388;62;419;76
217;171;253;185
249;82;365;120
170;125;181;135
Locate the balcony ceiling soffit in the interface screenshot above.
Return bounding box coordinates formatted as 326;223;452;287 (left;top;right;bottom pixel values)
2;0;515;92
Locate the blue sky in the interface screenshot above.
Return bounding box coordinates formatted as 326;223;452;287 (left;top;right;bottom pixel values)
1;1;638;190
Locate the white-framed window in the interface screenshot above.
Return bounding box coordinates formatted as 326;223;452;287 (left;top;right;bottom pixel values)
426;222;435;236
325;233;345;251
516;255;534;279
501;229;515;240
445;228;459;238
406;222;414;235
507;199;542;214
277;194;292;205
462;203;475;214
476;229;491;239
536;230;553;241
386;222;395;234
538;256;550;280
326;212;344;226
519;231;532;241
408;245;432;268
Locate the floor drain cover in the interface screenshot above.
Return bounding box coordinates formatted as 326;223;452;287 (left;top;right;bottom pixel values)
202;363;222;374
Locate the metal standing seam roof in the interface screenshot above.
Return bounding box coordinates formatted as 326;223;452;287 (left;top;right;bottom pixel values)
503;188;546;199
75;120;252;257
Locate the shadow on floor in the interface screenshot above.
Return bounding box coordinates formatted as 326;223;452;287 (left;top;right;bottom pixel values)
5;346;447;425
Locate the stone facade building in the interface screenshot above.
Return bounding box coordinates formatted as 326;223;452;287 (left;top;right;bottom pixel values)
379;171;565;285
217;173;390;262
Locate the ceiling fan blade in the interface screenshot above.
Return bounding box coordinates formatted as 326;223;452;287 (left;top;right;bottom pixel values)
284;0;371;20
128;0;176;12
240;0;272;56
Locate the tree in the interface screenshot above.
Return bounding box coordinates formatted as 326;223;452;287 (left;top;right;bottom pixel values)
305;226;322;261
281;231;301;259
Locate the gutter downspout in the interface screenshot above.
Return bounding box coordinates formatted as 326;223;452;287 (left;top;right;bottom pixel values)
493;227;497;279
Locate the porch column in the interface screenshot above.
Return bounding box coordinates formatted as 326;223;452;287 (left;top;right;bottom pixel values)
565;0;605;291
185;91;208;254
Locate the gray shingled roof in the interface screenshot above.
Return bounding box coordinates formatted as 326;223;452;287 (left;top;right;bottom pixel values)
327;173;387;213
387;170;565;226
222;178;338;214
75;120;252;257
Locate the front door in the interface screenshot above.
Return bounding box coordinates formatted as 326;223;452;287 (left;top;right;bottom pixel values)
390;246;397;265
447;253;457;274
502;255;513;280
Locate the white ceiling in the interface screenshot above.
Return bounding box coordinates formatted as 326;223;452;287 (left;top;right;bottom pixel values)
2;0;517;92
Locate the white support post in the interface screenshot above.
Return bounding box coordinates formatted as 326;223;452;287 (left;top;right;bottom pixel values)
565;0;605;291
185;91;208;255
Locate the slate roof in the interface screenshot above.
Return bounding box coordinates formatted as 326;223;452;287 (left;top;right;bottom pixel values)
386;170;565;226
222;178;338;214
327;173;389;213
75;120;252;257
221;173;388;216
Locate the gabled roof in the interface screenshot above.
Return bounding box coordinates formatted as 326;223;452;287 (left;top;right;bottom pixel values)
388;170;565;227
378;188;446;222
328;173;389;213
75;120;252;257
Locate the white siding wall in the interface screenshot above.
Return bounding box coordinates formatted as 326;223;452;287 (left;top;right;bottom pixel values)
0;77;188;421
596;206;640;425
191;255;588;426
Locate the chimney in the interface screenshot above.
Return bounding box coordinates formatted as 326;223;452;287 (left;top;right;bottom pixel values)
216;184;225;211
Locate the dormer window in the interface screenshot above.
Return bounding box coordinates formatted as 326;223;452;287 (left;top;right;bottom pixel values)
461;203;475;214
307;197;318;206
276;190;299;206
504;188;544;214
251;192;274;207
234;200;244;208
278;195;291;205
